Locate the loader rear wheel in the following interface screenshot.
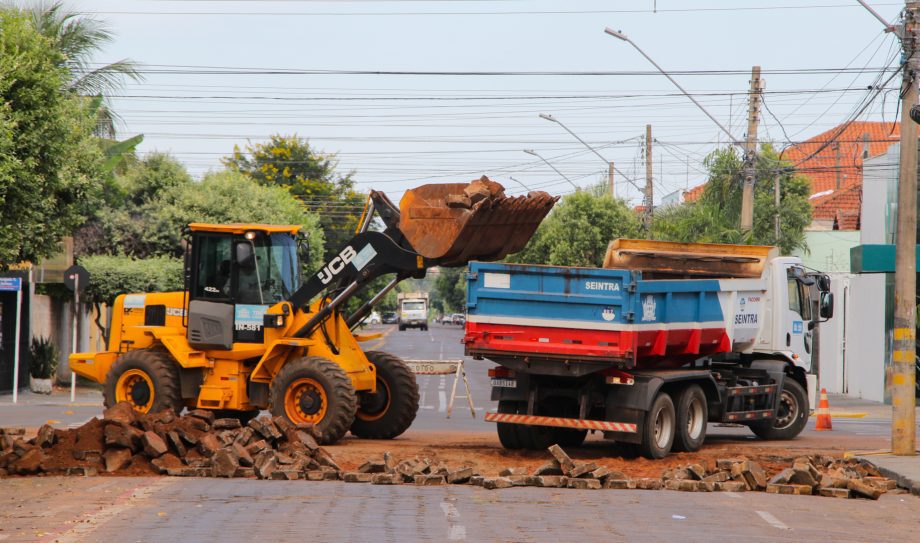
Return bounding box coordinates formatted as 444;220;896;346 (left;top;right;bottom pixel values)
672;384;707;452
103;349;181;415
270;356;357;445
350;351;419;439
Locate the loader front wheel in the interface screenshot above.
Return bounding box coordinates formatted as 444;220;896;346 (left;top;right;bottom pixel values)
350;351;419;439
270;356;357;445
104;349;181;415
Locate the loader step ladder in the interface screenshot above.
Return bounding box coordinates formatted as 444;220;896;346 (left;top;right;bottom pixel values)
405;359;475;419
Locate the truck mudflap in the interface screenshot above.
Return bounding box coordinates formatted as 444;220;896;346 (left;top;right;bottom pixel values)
483;412;637;433
722;383;779;422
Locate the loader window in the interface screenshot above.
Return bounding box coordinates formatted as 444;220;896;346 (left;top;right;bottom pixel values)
194;235;233;299
235;233;301;305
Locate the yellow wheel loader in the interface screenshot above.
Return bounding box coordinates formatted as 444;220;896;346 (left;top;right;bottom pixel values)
69;178;557;444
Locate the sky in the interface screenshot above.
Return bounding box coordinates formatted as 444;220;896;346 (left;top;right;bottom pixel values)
74;0;908;206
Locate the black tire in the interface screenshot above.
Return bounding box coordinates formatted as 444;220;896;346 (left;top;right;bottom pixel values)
422;325;429;332
350;351;420;439
672;384;708;452
103;349;182;415
269;356;357;445
749;377;808;440
638;392;676;459
496;400;525;449
398;325;406;331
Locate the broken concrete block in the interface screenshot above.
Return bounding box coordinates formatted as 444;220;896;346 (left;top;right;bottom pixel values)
141;431;169;458
197;433;221;457
589;466;612;480
731;460;766;491
293;430;319;452
105;423;142;452
469;476;485;487
234;467;255;478
569;463;598;478
359;460;387;474
766;484;812;495
166;431;187;457
848;478;883;500
254;452;278;480
447;467;474;484
103;448;133;473
314;448;341;471
499;467;528;477
534;475;566;488
305;470;325;481
686;464;707;480
768;468;795;486
533;460;564;476
567;478;601;489
372;473;401;485
482;477;513;490
819;487;851;498
718;481;747;492
213;418;242;430
507;475;529;486
547;444;576;474
703;470;731;483
633;478;663;490
414;474;446;486
716;458;745;470
864;476;897;490
12;449;46;474
245;439;269;456
343;472;374;483
212;449;240;478
383;451;395;473
35;424;56;448
103;402;137;425
187;409;215;424
603;478;634;490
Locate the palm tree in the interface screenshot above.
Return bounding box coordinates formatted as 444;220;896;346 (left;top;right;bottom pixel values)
26;1;142;138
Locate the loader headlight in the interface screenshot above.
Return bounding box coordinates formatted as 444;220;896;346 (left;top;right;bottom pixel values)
263;313;285;328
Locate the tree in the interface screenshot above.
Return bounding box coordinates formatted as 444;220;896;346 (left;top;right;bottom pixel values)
0;8;104;266
512;191;643;267
223;135;363;261
650;145;811;254
432;267;466;314
27;1;141;138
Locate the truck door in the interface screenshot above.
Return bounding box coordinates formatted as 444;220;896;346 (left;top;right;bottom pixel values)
781;267;813;368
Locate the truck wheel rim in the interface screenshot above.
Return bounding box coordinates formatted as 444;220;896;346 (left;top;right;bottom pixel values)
686;396;704;440
285;378;327;424
356;377;391;422
774;390;797;430
116;369;154;412
654;406;673;449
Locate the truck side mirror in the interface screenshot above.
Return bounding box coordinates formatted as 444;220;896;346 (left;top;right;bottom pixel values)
235;242;256;270
820;291;834;319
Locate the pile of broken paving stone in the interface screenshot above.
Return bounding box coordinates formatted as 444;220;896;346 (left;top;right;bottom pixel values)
0;403;900;499
0;402;342;480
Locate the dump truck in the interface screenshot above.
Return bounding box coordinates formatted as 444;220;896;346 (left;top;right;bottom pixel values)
397;292;429;331
464;239;834;458
70;177;557;444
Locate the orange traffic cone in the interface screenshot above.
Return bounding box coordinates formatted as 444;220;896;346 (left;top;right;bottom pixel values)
815;388;832;431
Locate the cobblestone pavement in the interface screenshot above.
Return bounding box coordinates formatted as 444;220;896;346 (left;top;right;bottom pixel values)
2;476;918;542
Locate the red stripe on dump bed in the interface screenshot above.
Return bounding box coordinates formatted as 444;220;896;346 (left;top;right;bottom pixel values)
484;412;637;433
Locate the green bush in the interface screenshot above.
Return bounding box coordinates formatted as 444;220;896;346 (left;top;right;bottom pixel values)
29;336;58;379
80;254;184;306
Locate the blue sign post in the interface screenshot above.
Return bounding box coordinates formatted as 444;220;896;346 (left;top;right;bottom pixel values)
0;277;22;402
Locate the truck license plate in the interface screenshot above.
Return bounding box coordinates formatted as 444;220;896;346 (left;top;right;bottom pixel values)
491;378;517;388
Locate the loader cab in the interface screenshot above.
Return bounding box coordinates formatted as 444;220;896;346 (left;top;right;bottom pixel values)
185;223;302;349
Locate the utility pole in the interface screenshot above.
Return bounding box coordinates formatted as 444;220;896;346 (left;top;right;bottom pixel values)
740;66;763;232
645;124;653;226
892;2;919;457
608;162;615;197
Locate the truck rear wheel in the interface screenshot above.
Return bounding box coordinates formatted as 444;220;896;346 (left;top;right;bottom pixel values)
496;400;526;449
350;351;419;439
749;378;808;440
672;384;707;452
638;392;676;459
103;349;181;415
269;356;357;445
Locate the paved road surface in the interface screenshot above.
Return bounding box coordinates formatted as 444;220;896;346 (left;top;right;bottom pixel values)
2;475;917;543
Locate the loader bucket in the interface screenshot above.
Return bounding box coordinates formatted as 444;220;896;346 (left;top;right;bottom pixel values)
399;176;558;267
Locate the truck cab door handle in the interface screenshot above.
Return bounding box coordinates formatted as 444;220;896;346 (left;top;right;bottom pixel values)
786;333;791;347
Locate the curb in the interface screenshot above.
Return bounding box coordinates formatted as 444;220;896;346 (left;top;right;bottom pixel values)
852;452;920;496
808;411;869;419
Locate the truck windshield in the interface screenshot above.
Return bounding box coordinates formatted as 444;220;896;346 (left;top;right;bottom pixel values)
403;301;426;311
237;233;301;304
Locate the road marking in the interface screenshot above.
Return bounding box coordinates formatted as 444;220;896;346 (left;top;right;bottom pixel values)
756;510;789;530
420;375;429;408
440;501;466;541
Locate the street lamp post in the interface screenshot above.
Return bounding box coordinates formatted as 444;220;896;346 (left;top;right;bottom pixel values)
508;176;533;192
538;113;644;195
523;149;579;190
